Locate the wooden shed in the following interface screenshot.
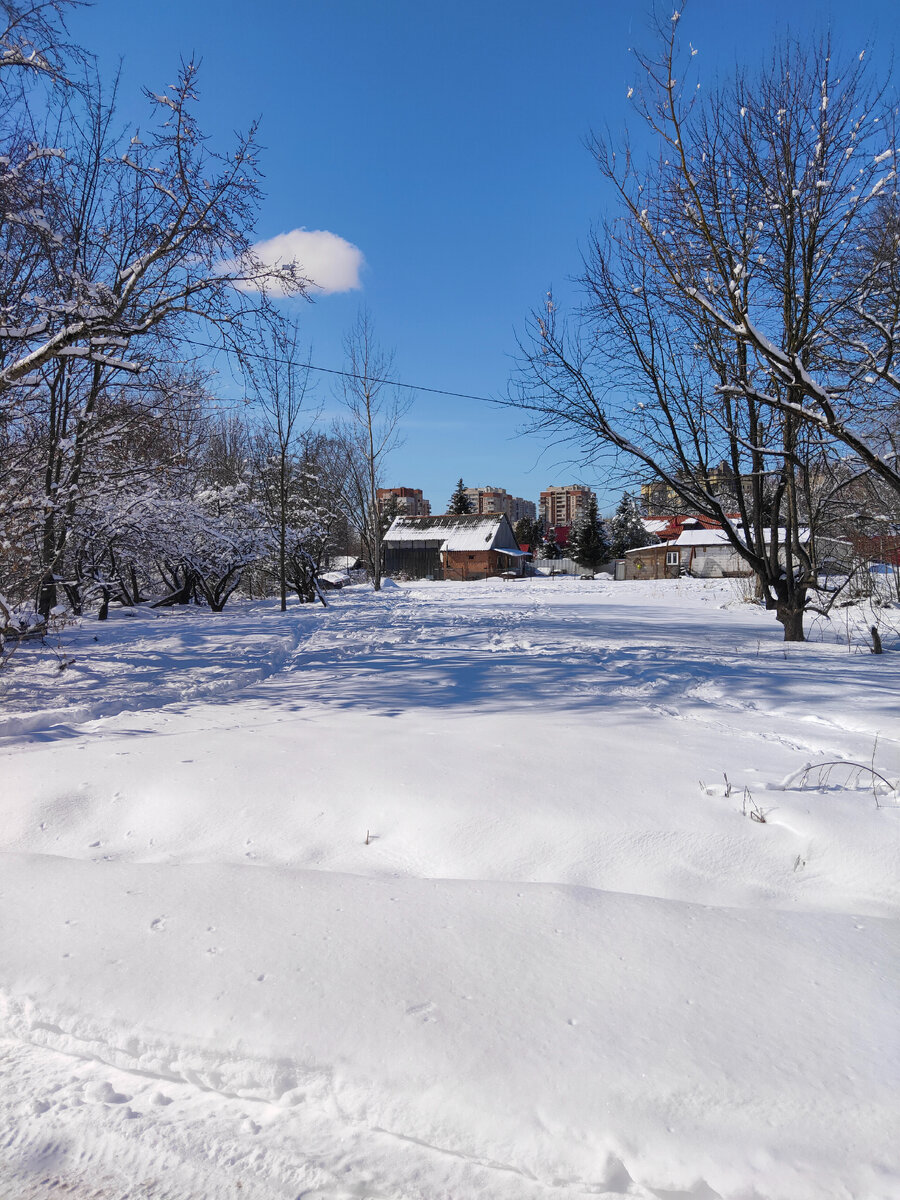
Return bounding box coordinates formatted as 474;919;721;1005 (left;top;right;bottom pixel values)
383;514;529;580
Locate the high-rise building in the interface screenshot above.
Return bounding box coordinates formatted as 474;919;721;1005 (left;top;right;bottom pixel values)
640;461;740;514
463;486;536;524
539;485;594;529
376;487;431;517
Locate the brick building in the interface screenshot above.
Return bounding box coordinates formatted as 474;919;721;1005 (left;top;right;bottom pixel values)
376;487;431;517
640;462;744;514
539;485;595;529
463;486;536;525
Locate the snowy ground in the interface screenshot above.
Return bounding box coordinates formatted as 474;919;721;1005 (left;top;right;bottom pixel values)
1;578;898;1200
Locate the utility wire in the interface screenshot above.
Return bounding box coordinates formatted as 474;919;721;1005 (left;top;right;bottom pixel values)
187;336;499;405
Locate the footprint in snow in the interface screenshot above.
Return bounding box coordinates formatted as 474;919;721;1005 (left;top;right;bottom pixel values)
405;1000;437;1022
149;916;167;932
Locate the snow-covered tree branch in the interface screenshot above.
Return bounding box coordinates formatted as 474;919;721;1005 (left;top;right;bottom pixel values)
510;14;898;640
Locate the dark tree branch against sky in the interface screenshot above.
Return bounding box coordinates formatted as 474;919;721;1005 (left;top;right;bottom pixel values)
65;0;898;513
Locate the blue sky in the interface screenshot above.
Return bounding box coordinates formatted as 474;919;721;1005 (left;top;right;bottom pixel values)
75;0;897;515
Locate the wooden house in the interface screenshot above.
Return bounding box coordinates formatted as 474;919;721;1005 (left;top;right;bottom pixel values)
383;514;529;580
624;520;809;579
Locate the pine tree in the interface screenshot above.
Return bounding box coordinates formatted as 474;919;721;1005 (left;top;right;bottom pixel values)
380;493;403;534
541;525;560;560
609;492;652;558
448;478;472;514
514;515;540;551
568;495;611;572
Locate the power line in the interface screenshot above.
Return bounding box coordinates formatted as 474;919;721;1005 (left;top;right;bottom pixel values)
187;337;499;405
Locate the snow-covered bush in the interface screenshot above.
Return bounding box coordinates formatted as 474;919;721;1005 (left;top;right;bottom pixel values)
147;485;269;612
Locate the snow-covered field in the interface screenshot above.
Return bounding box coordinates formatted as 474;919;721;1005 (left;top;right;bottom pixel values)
1;578;898;1200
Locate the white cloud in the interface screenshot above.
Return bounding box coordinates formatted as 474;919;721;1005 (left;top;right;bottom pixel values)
245;228;364;295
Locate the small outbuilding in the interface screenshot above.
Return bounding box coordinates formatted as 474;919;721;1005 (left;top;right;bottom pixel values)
624;520;810;579
383;513;529;580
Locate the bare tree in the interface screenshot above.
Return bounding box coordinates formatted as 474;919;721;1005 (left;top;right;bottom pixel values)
511;14;896;640
243;320;315;610
0;57;308;616
0;62;304;400
333;310;409;591
0;1;81;86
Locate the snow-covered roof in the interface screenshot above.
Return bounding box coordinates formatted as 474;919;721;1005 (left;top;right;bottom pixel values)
642;515;742;542
494;547;530;557
623;529;728;554
625;525;811;553
384;514;516;552
674;529;731;547
674;526;811;547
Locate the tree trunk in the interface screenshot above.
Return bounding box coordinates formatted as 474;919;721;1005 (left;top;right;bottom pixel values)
38;509;58;618
775;600;805;642
279;459;287;611
38;574;57;620
62;582;82;615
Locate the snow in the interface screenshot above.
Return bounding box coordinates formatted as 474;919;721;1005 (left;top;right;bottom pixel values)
669;527;811;547
384;513;514;551
1;578;898;1200
437;525;507;550
641;518;670;535
672;528;731;546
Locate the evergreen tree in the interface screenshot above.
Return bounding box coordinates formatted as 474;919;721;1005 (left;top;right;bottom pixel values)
448;478;472;514
513;515;541;551
541;525;560;560
380;493;403;533
568;495;611;572
609;492;652;558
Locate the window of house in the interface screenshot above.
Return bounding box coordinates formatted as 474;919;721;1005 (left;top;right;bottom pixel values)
666;550;680;566
468;555;475;560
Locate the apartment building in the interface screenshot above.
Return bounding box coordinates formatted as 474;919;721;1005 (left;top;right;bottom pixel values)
641;461;741;514
376;487;431;517
539;485;594;528
463;485;536;525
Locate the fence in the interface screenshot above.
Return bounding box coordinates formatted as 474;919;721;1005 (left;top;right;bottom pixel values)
531;558;616;577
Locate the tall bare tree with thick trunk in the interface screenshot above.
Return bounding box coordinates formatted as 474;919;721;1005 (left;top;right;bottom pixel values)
511;13;896;641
